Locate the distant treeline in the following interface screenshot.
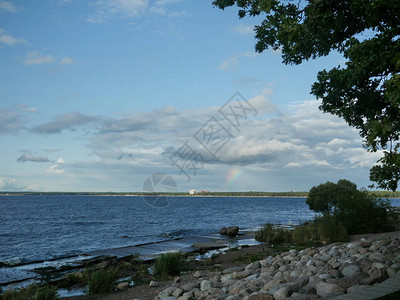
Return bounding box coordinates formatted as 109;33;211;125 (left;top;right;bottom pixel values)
1;191;399;198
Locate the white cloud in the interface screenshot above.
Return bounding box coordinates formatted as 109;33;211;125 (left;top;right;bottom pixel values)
0;1;17;12
46;158;65;174
220;52;258;71
88;0;149;22
0;28;26;46
60;57;74;65
16;104;37;112
23;51;55;65
31;112;99;134
233;24;253;35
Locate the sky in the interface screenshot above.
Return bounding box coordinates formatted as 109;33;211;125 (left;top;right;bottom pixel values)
0;0;383;192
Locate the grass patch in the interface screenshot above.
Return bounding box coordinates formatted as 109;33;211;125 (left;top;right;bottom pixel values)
234;253;265;264
88;267;118;294
292;215;349;244
256;216;349;249
153;252;184;280
1;284;59;300
255;223;292;244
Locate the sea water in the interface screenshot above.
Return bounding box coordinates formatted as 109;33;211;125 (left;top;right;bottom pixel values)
0;195;398;264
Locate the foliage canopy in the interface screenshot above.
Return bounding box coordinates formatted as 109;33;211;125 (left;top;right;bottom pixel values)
213;0;400;190
306;179;397;234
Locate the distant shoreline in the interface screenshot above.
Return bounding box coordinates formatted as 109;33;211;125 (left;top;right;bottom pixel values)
1;192;399;199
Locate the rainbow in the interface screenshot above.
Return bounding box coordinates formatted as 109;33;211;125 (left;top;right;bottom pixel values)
226;168;242;187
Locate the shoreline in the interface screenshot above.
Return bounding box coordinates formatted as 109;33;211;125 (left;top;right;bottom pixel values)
62;230;400;300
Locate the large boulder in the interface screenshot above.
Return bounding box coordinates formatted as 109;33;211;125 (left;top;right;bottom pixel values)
226;226;239;236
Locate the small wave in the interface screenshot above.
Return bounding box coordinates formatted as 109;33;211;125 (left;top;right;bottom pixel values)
158;229;197;239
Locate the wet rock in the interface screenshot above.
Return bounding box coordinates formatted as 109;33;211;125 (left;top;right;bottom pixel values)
226;226;239;236
220;227;227;235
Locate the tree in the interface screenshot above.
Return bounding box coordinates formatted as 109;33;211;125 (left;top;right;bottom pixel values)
306;179;396;234
213;0;400;190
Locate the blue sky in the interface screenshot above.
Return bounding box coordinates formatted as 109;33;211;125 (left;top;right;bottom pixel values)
0;0;383;192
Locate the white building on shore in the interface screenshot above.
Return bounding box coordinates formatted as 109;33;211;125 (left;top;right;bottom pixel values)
189;189;197;195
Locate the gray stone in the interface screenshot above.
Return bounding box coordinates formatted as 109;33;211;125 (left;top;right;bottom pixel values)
149;280;158;287
220;227;227;235
222;266;244;274
172;288;183;298
116;282;129;290
201;280;212;292
346;285;370;293
182;283;199;292
247;294;273;300
273;286;293;300
316;282;344;297
342;265;362;277
246;261;261;270
263;278;282;290
161;298;178;300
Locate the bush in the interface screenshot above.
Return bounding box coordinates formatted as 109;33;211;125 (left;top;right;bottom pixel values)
306;179;397;234
153;252;183;280
255;223;292;244
88;267;118;294
1;284;58;300
292;215;348;244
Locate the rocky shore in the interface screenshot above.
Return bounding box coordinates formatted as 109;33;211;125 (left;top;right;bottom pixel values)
153;234;400;300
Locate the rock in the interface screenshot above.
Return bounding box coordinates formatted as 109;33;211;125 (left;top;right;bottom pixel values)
172;288;183;298
273;286;293;300
226;226;239;236
360;268;388;285
247;294;273;300
222;266;244;274
182;283;198;292
174;277;181;283
294;275;310;288
316;282;344;297
158;287;177;299
149;280;158;287
193;271;203;278
220;227;227;234
342;265;362;277
232;270;251;279
268;283;295;295
117;282;129;290
263;278;282;290
201;280;212;292
161;298;177;300
246;261;261;271
290;295;319;300
346;285;370;293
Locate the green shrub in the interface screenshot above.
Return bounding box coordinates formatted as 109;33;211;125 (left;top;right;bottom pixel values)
153;252;183;280
88;267;118;294
306;179;397;234
255;223;292;244
1;284;58;300
292;215;348;244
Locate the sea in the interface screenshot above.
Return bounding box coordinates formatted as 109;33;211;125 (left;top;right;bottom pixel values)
1;195;399;265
